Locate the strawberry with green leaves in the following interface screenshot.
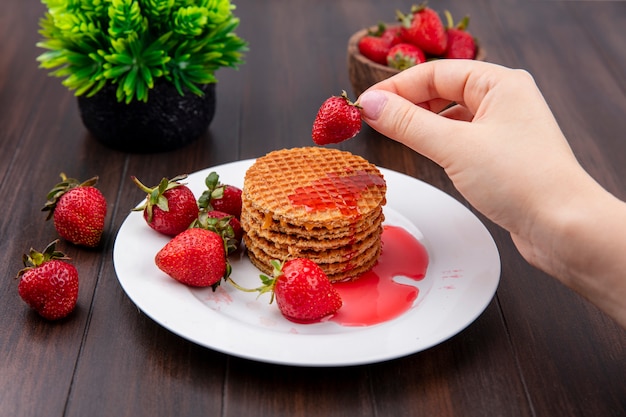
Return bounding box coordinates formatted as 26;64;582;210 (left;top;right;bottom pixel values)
380;24;403;47
43;173;107;248
17;240;79;320
387;43;425;70
312;91;362;145
397;3;448;56
233;258;342;323
198;171;243;219
443;11;477;59
155;228;230;289
358;23;403;65
191;209;243;254
132;174;199;236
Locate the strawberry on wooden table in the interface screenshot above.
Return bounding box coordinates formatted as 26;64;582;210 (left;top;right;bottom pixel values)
155;228;230;289
312;91;362;145
132;174;199;237
198;171;243;219
232;258;342;323
397;3;448;56
443;11;477;59
17;240;79;320
42;173;107;248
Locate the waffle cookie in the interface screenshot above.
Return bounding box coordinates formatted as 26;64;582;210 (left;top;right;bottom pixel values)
241;147;387;282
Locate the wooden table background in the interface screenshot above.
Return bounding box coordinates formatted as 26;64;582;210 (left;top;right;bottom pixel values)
1;1;625;416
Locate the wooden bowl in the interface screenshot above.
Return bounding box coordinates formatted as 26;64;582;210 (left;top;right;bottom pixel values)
347;27;486;98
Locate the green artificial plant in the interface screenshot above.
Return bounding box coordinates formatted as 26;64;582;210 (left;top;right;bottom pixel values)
37;0;247;103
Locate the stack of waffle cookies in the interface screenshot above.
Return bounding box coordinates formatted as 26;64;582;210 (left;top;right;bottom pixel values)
241;147;387;282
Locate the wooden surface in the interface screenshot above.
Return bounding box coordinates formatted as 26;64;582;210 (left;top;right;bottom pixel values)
1;1;625;416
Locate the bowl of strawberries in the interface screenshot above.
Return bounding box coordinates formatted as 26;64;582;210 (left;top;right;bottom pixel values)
347;3;485;97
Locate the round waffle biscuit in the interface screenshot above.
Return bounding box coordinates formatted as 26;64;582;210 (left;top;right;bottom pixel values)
242;147;387;281
241;198;384;241
241;207;384;250
244;225;382;264
245;237;382;282
243;147;386;228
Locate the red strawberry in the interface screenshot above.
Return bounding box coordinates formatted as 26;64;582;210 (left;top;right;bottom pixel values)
43;173;107;247
387;43;426;70
155;228;230;289
198;171;243;219
443;11;477;59
358;35;391;65
233;259;342;323
312;91;362;145
132;174;199;237
191;209;243;254
397;3;448;56
381;25;403;47
17;240;79;320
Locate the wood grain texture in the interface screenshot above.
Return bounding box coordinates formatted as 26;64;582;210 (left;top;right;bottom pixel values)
1;1;624;416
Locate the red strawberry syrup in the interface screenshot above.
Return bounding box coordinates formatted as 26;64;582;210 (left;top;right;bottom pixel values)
330;225;429;327
288;170;385;216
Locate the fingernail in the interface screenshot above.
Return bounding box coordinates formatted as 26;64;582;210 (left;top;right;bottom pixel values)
359;90;387;121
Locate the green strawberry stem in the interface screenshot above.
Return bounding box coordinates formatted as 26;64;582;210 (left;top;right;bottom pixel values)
17;240;69;277
341;90;362;109
226;259;285;304
43;173;99;220
198;171;224;210
131;174;188;220
443;10;470;30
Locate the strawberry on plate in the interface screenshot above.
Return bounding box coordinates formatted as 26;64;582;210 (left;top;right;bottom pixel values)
155;228;230;289
397;3;448;56
443;11;477;59
232;258;342;324
312;91;362;145
17;240;79;320
132;174;199;237
191;209;243;254
387;43;426;70
42;173;107;248
198;171;243;219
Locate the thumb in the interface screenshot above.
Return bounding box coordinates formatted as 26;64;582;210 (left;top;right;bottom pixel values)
359;89;469;164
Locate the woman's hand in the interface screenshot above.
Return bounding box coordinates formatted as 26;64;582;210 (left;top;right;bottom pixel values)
358;60;626;327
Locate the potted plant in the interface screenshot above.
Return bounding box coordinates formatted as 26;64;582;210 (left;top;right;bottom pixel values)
37;0;247;152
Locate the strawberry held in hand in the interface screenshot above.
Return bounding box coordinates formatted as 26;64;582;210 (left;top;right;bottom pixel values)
155;228;230;289
43;173;107;247
132;174;199;237
235;258;342;323
17;240;79;320
312;91;362;145
198;171;243;219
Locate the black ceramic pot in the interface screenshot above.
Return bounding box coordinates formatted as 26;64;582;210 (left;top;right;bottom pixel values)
77;81;216;152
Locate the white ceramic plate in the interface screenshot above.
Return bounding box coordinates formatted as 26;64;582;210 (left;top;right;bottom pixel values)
114;159;500;366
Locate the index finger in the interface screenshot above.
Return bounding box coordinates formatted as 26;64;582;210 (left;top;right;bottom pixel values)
364;60;518;117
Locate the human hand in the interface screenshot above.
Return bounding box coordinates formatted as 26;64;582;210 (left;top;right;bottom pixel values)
358;60;595;252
